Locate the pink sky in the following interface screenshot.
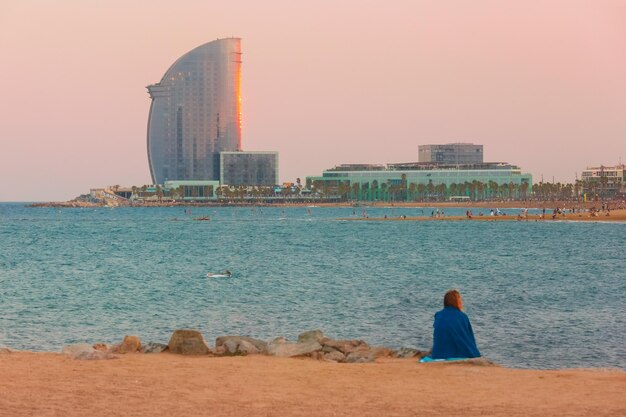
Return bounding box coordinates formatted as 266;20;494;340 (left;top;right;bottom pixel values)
1;0;625;201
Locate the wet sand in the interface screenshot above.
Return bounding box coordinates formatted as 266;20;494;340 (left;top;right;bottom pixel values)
0;352;624;417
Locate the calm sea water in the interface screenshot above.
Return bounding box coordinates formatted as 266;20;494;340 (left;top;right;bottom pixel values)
0;203;624;369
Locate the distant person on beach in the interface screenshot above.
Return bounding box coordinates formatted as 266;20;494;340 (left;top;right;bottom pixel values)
430;290;481;360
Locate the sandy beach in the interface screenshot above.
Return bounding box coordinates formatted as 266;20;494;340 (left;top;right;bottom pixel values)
341;209;626;222
0;352;624;417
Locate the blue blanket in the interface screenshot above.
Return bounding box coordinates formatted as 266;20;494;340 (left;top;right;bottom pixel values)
430;306;481;360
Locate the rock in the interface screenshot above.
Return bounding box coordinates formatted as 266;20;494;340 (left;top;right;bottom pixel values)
297;330;325;344
141;342;168;354
267;337;322;358
215;336;268;356
111;335;141;354
62;343;95;356
323;350;345;362
92;343;108;352
168;329;210;355
372;347;396;359
62;344;115;360
305;351;325;360
395;347;427;359
321;339;369;354
0;346;12;354
75;351;117;360
344;350;376;363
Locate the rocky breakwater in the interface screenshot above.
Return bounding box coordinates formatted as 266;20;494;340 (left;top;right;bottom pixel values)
61;329;429;362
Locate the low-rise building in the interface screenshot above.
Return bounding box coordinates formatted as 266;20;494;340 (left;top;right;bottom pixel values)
580;164;626;199
164;180;219;200
306;162;532;201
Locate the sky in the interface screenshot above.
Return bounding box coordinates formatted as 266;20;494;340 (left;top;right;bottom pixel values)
1;0;625;201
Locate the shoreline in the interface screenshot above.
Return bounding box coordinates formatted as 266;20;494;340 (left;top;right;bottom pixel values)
339;209;626;223
1;351;624;416
26;199;625;210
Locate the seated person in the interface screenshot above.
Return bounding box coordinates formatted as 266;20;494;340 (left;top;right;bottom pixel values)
429;290;481;360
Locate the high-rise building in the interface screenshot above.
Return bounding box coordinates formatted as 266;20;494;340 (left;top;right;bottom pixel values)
418;143;483;164
220;152;278;186
147;38;242;184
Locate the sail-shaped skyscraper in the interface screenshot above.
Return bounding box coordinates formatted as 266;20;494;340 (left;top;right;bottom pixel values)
147;38;242;184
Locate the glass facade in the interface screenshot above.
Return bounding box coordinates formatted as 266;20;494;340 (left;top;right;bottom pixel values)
418;143;483;164
306;165;532;201
220;152;278;186
147;38;242;184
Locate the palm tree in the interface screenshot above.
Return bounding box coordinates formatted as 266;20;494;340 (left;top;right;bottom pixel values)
449;182;457;198
408;183;417;201
469;181;477;201
508;182;515;200
371;180;379;201
436;183;447;201
477;181;486;201
520;182;529;200
417;183;426;201
458;182;467;197
401;173;408;201
488;181;498;200
426;181;435;201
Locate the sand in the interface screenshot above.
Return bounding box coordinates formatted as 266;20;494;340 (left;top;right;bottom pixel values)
342;209;626;222
0;352;624;417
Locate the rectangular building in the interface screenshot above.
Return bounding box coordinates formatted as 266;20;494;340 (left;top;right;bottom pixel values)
219;151;279;186
418;143;483;164
306;162;532;201
580;164;626;198
164;180;219;200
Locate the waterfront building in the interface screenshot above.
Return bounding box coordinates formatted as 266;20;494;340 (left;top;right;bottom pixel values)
306;162;532;201
418;143;483;164
580;164;626;199
164;180;219;200
219;151;278;186
147;38;242;184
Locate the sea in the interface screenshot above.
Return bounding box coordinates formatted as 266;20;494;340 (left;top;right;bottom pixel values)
0;202;624;370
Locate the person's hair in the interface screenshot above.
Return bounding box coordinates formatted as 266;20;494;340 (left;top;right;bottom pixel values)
443;289;462;310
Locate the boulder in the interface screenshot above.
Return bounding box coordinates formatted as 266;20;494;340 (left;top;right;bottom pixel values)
321;339;369;354
372;347;396;359
92;343;108;352
215;336;267;356
141;342;168;354
168;329;210;355
395;347;426;359
62;344;115;360
305;351;325;360
344;350;376;363
267;337;322;358
297;330;325;344
323;350;345;362
62;343;95;357
111;335;142;354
